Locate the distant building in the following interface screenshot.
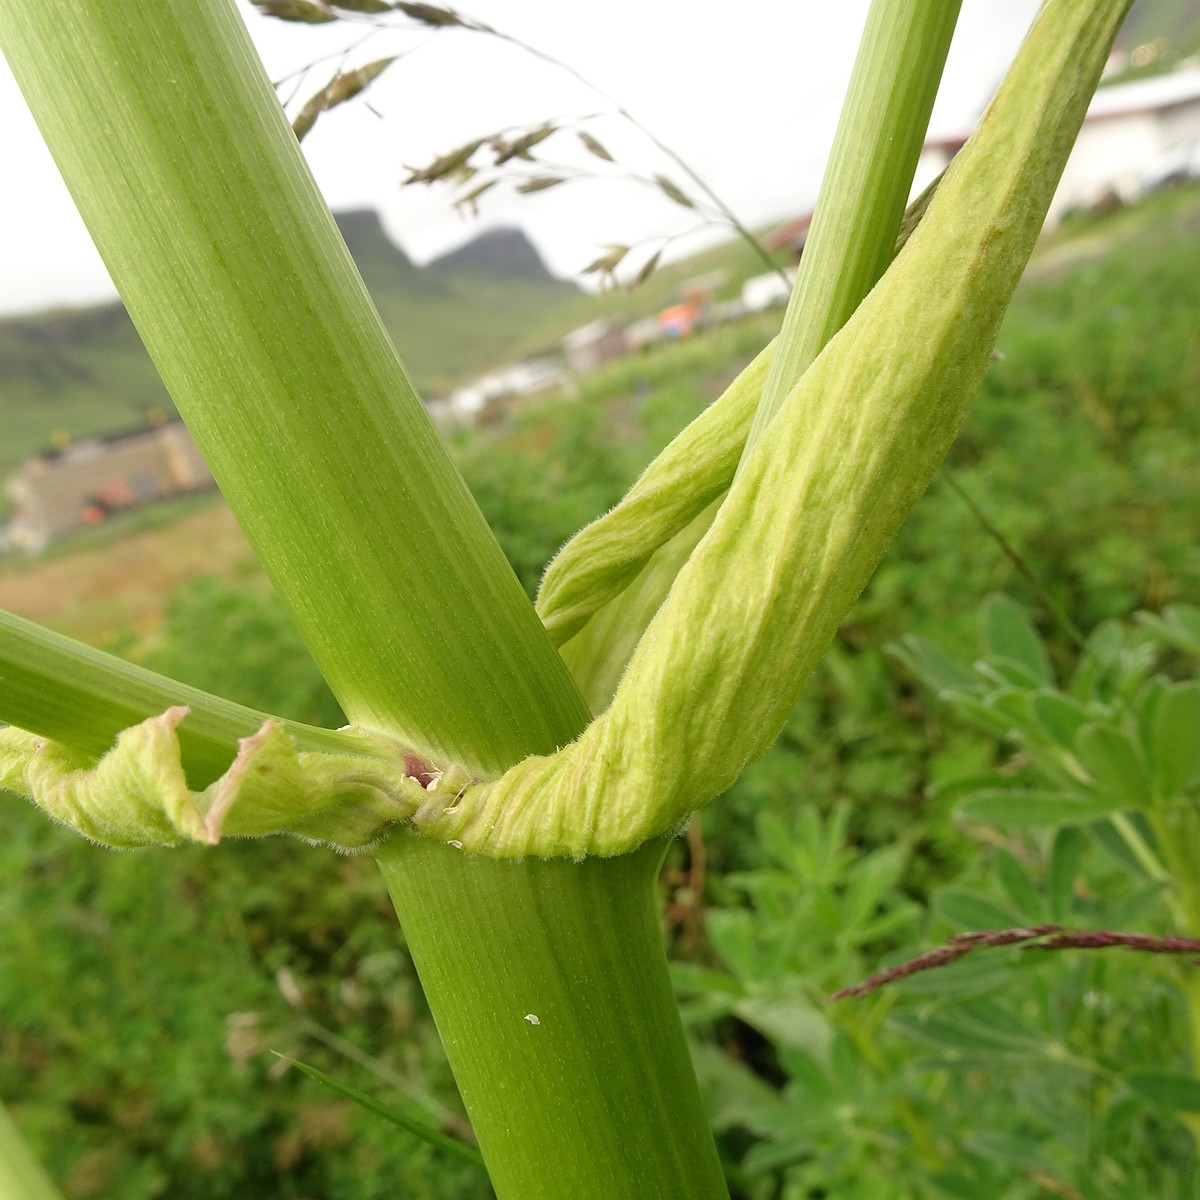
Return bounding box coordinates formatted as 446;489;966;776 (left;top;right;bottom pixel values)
658;303;699;339
742;269;796;313
6;418;215;551
762;212;814;261
766;66;1200;263
438;357;568;424
562;320;630;375
916;65;1200;223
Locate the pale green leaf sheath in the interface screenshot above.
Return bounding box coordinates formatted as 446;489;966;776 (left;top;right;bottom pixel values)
415;0;1134;859
536;343;773;648
540;0;961;710
0;713;464;852
0;608;449;852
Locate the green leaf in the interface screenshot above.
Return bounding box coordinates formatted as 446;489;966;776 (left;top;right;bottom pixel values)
689;1042;786;1136
888;949;1020;997
933;888;1020;932
979;594;1052;683
888;634;979;694
1029;689;1092;751
1124;1069;1200;1112
276;1055;486;1169
1150;682;1200;801
733;997;833;1060
1047;826;1083;922
1137;605;1200;657
995;849;1044;922
1094;880;1170;928
963;1131;1051;1169
940;694;1024;739
668;963;742;1000
975;658;1046;692
1076;724;1153;806
892;1005;1047;1057
1091;816;1153;878
843;845;907;926
705;910;761;982
958;789;1122;826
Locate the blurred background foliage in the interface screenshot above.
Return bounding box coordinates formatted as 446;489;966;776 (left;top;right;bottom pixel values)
2;183;1199;1198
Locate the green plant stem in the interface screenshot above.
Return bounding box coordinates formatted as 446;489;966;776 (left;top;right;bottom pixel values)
0;610;367;788
1110;811;1172;884
744;0;961;450
0;1101;64;1200
376;836;729;1199
560;1;958;696
0;0;589;779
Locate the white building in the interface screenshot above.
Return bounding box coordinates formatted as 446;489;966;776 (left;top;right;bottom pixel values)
439;357;569;424
916;65;1200;225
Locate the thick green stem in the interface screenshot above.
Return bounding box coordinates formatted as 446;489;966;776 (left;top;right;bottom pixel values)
745;0;961;449
376;837;729;1200
0;0;589;778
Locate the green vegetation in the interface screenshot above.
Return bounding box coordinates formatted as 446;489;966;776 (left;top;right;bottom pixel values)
2;158;1196;1195
0;0;1174;1195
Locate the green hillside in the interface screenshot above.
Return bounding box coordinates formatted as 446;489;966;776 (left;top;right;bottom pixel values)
0;211;594;487
0;207;788;499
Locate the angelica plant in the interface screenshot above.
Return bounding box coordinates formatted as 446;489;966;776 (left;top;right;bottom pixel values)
0;0;1132;1194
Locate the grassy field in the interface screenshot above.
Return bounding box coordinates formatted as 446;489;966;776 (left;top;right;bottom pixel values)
0;496;259;643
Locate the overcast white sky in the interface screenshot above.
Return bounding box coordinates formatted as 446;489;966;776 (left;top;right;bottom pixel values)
0;0;1042;316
